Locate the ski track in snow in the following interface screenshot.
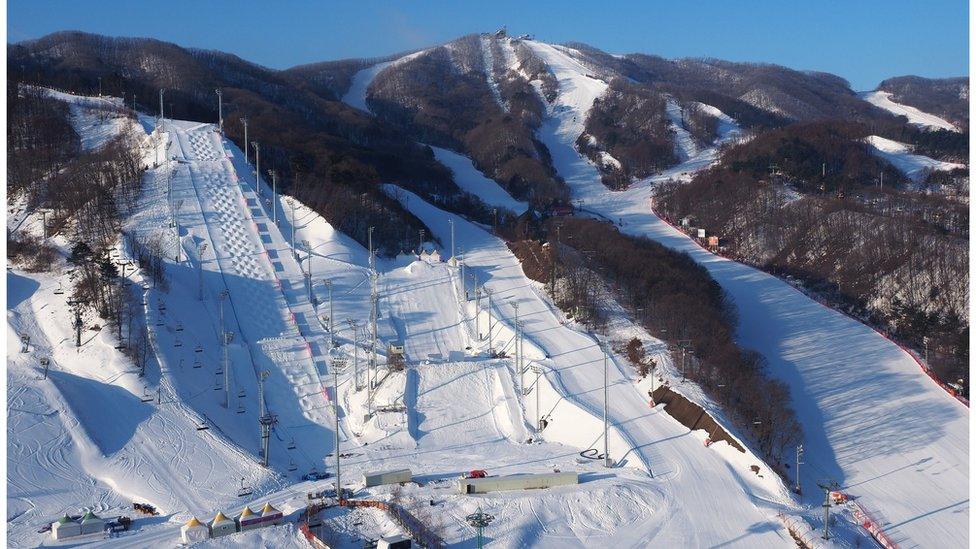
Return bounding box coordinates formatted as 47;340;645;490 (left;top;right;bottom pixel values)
860;90;959;132
864;134;965;183
528;40;970;548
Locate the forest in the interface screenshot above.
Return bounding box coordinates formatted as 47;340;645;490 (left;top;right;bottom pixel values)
509;218;803;465
656;121;969;390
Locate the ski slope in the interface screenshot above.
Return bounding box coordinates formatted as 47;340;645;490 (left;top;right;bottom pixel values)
341;50;429;112
429;146;528;214
864;134;965;183
527;42;970;547
389;186;798;547
860;90;959;132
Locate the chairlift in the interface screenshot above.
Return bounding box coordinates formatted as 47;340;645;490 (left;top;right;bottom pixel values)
175;322;184;332
237;477;253;498
194;344;203;353
237;389;246;399
288;460;298;472
193;360;202;369
287;438;297;450
174;338;183;348
196;420;210;431
214;378;222;391
155;318;164;327
215;366;223;375
236;402;245;414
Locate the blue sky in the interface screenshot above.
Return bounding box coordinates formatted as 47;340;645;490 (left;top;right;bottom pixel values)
7;0;968;90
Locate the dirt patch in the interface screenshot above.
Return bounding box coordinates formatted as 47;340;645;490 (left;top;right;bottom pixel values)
651;385;744;453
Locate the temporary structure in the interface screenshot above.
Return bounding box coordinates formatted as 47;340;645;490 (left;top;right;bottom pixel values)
79;510;105;535
51;514;82;540
237;506;261;531
180;517;210;543
260;502;283;525
210;511;237;537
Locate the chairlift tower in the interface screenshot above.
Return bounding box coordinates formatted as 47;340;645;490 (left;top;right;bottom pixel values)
817;480;840;540
465;506;495;549
67;299;85;347
257;370;276;466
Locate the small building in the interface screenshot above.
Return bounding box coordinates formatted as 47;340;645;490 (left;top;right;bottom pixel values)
79;510;105;535
378;534;412;549
210;511;237;537
51;514;82;540
696;228;706;239
180;517;210;543
363;468;412;488
680;216;695;227
707;235;720;249
457;472;579;494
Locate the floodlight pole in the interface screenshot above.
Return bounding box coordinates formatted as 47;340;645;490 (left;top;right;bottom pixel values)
486;288;493;357
448;218;455;261
603;345;611;467
332;357;346;503
270;170;278;225
325;279;334;347
240;117;248;164
252;142;260;197
159;89;164;121
215;88;223;133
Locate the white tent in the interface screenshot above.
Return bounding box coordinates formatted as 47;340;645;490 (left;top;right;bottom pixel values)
79;510;105;535
210;511;237;537
260;502;283;525
51;514;81;540
180;517;210;543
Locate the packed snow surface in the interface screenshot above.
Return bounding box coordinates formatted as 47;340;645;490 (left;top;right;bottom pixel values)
528;44;969;548
860;90;959;132
342;50;429;112
864;134;965;182
429;146;528;214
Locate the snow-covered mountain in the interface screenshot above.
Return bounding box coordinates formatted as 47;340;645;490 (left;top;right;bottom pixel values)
7;30;969;548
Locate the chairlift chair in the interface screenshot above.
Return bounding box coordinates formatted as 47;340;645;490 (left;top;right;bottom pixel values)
175;322;184;332
194;344;203;353
156;317;164;327
174;338;183;348
214;377;222;391
53;282;65;295
236;402;245;414
287;438;297;450
196;420;210;431
237;389;246;398
140;386;154;402
288;460;298;472
193;360;202;369
237;477;253;497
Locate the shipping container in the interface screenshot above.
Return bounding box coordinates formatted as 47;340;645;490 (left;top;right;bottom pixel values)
456;472;579;494
363;468;412;488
